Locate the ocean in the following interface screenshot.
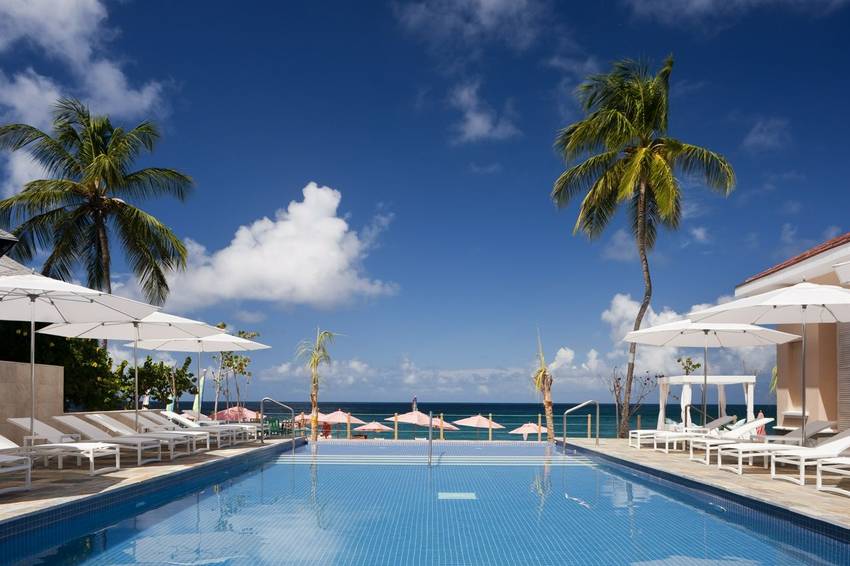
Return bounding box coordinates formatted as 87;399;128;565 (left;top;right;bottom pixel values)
181;400;776;440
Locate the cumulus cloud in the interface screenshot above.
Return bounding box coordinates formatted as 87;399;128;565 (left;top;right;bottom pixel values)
623;0;847;27
0;0;165;195
449;80;520;143
165;182;396;311
742;117;791;152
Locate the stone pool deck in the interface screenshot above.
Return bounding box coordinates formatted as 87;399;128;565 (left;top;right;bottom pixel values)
565;438;850;531
0;437;304;525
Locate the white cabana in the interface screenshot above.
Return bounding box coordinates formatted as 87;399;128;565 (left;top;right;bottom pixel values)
656;375;756;430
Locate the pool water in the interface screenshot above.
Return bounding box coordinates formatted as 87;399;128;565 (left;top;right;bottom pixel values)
5;441;849;565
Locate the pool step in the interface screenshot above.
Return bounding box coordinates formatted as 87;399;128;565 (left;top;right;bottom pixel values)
273;454;595;466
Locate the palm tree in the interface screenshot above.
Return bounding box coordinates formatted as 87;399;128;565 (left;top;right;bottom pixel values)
552;56;735;437
0;98;193;305
533;330;554;443
296;328;337;442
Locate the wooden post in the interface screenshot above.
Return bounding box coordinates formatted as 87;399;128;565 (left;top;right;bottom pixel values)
537;414;542;442
346;413;351;440
394;413;398;440
488;413;493;441
587;413;591;439
637;414;641;431
440;413;444;440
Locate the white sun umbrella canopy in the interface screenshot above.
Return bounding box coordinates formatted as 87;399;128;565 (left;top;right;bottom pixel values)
624;320;799;425
39;312;221;431
131;333;271;415
689;281;850;443
0;271;157;435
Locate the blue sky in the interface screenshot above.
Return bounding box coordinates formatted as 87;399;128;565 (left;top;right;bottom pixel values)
1;0;850;404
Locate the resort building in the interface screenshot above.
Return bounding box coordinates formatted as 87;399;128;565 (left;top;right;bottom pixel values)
735;232;850;433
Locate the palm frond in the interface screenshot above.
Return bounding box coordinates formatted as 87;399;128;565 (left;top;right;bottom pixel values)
551;150;619;208
114;168;194;201
672;142;735;193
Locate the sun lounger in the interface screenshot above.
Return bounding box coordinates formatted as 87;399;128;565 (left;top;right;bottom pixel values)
5;419;120;476
652;416;737;454
85;414;193;458
127;411;233;449
715;421;832;475
116;412;212;452
687;418;774;465
816;457;850;497
53;415;164;465
771;428;850;485
0;444;30;495
160;410;251;444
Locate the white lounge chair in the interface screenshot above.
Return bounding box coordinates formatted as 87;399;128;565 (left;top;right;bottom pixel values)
771;428;850;485
6;418;120;476
53;415;164;465
122;411;212;452
160;410;251;444
652;416;738;454
816;457;850;497
687;418;774;465
126;411;233;449
0;435;31;495
715;421;832;475
85;414;194;458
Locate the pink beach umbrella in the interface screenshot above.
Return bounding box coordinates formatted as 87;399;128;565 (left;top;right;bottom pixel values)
385;410;459;431
353;421;393;433
295;411;328;425
323;410;366;425
453;414;504;429
211;406;259;422
509;422;547;441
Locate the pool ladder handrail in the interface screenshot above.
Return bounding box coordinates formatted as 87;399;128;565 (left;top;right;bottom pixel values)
562;400;600;452
259;397;296;453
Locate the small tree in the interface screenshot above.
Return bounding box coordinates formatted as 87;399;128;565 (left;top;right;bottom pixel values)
532;331;555;442
677;357;701;375
296;328;337;442
605;367;657;432
115;356;196;406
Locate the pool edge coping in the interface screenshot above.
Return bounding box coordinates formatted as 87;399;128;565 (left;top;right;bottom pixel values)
0;437;307;542
562;439;850;544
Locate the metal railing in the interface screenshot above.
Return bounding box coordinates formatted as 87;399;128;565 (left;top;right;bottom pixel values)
563;400;599;451
259;397;296;453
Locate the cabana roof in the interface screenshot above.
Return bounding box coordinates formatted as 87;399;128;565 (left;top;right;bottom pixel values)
658;375;756;386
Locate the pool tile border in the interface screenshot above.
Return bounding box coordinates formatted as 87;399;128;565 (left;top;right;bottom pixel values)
563;440;850;545
0;437;306;544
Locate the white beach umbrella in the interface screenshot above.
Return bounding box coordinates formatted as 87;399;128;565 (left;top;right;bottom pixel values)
689;281;850;443
131;333;270;414
624;320;799;424
509;422;547;441
39;312;220;431
323;410;366;425
353;421;393;433
385;410;459;431
0;269;157;434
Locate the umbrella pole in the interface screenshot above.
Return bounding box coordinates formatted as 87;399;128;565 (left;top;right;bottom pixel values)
703;330;709;426
134;322;140;432
801;307;808;444
29;295;36;436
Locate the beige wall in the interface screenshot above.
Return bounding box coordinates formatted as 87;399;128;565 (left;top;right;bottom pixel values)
0;360;64;445
776;322;838;429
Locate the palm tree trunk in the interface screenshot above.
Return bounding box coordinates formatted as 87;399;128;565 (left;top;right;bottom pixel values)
95;212;112;294
619;180;653;438
310;369;319;442
543;382;555;443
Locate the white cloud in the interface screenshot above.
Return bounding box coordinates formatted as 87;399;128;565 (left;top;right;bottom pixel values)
742;117;791;152
233;310;267;324
395;0;547;63
0;153;46;198
689;226;710;244
602;229;636;262
469;162;502;174
449;80;520;143
623;0;847;27
548;53;601;120
165;182;396;311
0;0;165;195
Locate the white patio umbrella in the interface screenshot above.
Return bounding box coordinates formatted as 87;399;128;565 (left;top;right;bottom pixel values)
509;422;547;441
384;410;459;431
624;320;799;424
689;281;850;443
353;421;393;434
0;270;157;435
39;312;220;431
131;333;270;415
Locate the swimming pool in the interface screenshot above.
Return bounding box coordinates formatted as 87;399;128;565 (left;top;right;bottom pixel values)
3;440;849;565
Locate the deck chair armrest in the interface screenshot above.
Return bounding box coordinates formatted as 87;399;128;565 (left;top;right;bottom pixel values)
60;433;80;442
23;435;47;447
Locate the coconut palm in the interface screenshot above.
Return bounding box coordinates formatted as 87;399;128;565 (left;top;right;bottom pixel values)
0;98;193;305
552;56;734;437
296;328;337;442
533;331;554;443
